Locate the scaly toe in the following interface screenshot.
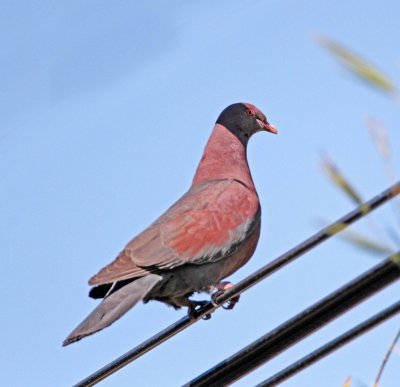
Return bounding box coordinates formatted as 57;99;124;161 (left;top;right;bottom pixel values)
212;281;239;310
211;290;224;306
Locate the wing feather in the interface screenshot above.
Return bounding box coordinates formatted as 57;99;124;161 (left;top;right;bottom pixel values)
89;180;260;286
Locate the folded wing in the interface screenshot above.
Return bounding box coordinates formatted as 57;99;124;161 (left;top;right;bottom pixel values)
89;180;260;286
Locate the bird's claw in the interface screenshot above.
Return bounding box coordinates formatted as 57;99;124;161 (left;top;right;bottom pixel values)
211;281;240;310
221;295;240;310
187;281;239;320
188;301;212;321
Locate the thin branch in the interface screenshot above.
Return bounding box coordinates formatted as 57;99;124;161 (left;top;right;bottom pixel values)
373;326;400;387
255;301;400;387
183;253;400;387
73;182;400;387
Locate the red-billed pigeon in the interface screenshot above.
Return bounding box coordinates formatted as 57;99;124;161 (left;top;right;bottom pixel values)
63;103;277;346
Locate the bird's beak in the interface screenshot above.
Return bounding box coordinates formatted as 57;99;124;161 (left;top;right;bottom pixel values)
257;119;278;134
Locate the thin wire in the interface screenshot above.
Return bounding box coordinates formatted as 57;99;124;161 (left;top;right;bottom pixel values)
183;253;400;387
73;182;400;387
373;326;400;387
256;301;400;387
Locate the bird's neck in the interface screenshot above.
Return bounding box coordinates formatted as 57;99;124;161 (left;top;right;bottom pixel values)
192;124;256;191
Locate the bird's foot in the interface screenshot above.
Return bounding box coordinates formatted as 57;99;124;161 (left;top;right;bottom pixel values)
187;300;212;321
211;281;240;310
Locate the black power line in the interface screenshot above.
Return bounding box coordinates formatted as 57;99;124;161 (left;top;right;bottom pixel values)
256;300;400;386
183;253;400;387
73;182;400;387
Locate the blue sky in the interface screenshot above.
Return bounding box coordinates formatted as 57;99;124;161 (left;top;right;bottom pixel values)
2;1;400;386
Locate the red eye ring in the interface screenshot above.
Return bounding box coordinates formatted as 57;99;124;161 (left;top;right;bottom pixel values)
247;108;254;116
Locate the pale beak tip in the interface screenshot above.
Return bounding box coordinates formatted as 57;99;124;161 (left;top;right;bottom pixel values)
267;123;278;134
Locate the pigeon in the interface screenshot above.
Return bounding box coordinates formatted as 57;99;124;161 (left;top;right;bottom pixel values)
63;102;277;346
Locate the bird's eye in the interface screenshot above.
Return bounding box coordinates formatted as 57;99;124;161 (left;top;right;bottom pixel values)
247;108;254;116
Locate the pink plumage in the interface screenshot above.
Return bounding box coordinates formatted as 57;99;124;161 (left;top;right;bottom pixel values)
63;103;277;346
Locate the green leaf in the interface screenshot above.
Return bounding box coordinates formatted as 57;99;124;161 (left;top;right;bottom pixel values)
340;229;394;256
391;252;400;267
316;34;395;94
364;116;391;160
321;154;363;205
317;219;394;256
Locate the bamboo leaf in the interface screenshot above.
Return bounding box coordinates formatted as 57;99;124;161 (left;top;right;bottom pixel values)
391;252;400;267
340;229;394;256
325;222;347;236
343;376;351;387
321;154;363;205
317;219;394;256
316;34;395;94
364;116;391;160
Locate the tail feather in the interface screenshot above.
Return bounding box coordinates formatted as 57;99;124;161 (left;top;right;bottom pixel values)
63;274;162;346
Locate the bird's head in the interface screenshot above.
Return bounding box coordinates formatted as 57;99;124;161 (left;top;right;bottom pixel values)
216;103;277;145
